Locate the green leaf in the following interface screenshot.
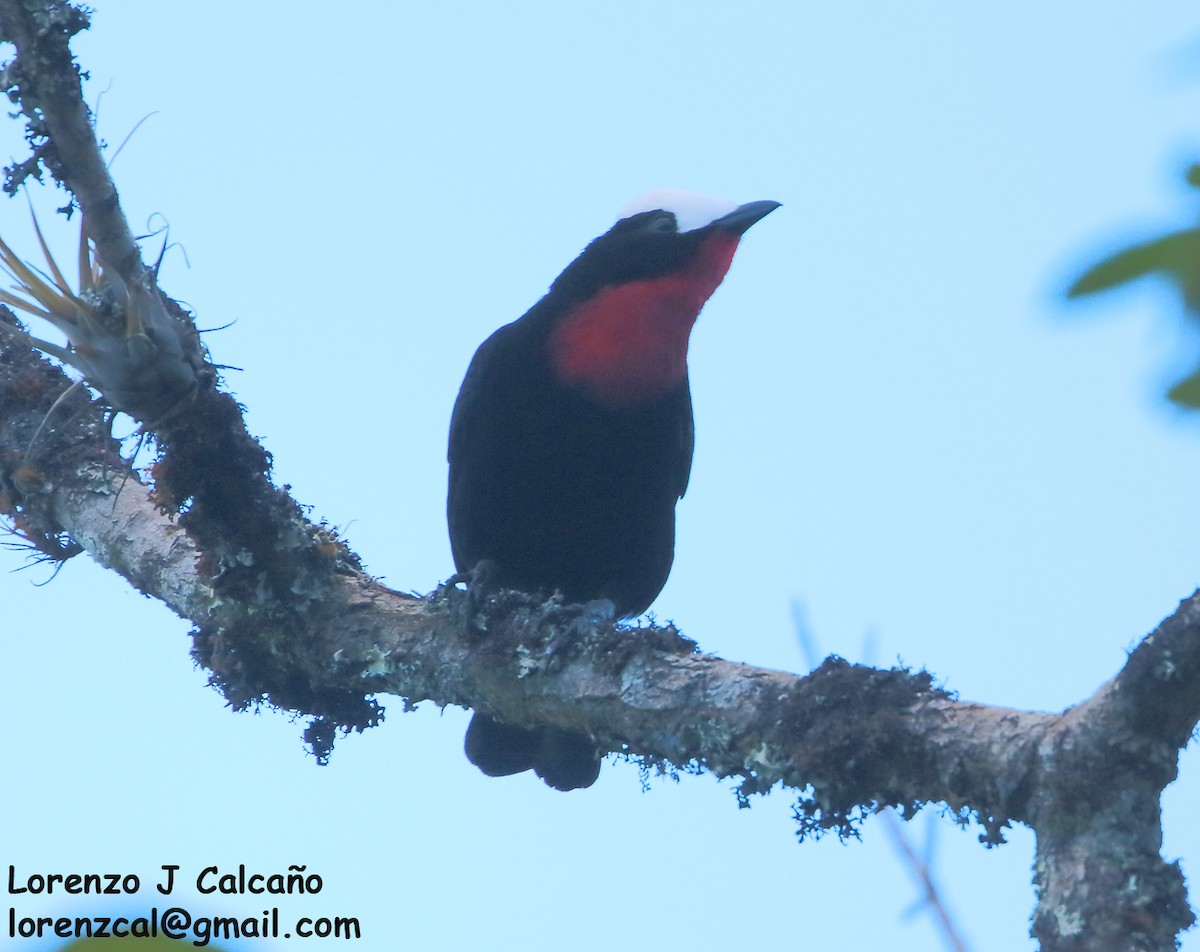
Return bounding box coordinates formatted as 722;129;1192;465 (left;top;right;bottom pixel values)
1186;163;1200;190
63;937;232;951
1166;367;1200;409
1067;228;1200;298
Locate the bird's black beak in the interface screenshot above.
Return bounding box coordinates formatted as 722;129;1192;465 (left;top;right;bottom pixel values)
712;200;781;236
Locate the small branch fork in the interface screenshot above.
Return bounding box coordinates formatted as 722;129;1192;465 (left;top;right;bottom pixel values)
0;3;142;284
0;3;1196;949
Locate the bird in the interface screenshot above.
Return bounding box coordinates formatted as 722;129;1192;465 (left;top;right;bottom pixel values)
447;189;779;790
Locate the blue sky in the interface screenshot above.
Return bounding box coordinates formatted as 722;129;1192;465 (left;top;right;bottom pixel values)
3;3;1200;950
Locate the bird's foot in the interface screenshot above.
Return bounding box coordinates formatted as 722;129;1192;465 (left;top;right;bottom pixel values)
574;597;617;630
447;559;499;636
538;597;616;672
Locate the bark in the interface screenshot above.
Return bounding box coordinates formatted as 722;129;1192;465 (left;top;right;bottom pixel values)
1;3;1197;949
0;2;142;284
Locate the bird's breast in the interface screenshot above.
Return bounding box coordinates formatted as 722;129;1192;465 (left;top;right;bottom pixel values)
545;230;739;408
546;277;698;408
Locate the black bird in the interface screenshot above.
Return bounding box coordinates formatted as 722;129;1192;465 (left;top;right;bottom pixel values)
447;190;779;790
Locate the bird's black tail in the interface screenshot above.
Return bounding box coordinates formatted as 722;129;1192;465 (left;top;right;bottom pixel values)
464;713;600;791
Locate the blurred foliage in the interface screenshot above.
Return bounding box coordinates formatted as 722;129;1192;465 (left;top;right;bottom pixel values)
1068;162;1200;408
63;936;231;951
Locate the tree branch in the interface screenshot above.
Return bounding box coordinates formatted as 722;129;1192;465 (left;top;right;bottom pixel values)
5;319;1197;947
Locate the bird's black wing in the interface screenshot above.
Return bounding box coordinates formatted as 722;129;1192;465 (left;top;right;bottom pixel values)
674;377;696;500
448;323;512;468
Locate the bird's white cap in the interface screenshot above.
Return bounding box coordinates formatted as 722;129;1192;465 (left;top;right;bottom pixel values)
617;189;740;233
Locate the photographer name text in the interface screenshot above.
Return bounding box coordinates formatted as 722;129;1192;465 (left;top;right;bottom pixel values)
8;864;323;897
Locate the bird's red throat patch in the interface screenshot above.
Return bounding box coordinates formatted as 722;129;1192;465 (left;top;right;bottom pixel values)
548;232;740;408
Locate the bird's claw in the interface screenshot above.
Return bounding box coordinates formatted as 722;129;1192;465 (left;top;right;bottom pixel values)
575;597;616;629
540;597;617;670
449;559;499;635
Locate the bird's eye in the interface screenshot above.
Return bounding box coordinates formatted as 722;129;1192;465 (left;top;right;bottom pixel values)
649;214;676;234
